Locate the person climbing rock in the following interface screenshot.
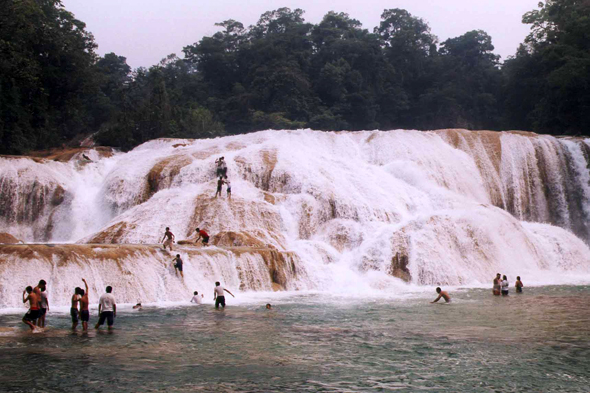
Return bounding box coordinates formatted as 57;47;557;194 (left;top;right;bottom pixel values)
172;254;184;277
225;176;231;200
161;227;175;251
215;177;224;198
195;228;209;246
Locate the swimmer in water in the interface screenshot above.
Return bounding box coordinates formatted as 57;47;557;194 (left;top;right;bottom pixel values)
515;276;524;293
190;291;203;304
266;304;272;310
431;287;451;303
132;302;142;310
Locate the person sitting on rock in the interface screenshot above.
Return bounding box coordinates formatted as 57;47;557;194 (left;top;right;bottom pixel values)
195;228;209;246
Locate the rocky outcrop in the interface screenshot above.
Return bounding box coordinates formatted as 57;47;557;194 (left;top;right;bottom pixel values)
0;233;22;244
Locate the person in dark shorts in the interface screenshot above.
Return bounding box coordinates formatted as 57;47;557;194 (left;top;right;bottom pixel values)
172;254;184;277
215;176;225;198
195;228;210;246
515;276;524;293
80;278;90;331
38;286;49;328
95;286;117;330
213;281;235;309
71;287;82;330
161;227;175;251
22;286;41;331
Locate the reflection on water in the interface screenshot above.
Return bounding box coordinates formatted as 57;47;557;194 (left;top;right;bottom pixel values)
1;286;590;392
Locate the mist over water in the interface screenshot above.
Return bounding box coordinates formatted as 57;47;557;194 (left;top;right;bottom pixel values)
2;129;590;308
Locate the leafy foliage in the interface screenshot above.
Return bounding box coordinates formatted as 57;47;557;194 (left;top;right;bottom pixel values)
1;1;589;154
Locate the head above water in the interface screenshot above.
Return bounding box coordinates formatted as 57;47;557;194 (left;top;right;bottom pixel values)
436;287;441;293
106;286;112;293
215;281;220;286
266;304;272;309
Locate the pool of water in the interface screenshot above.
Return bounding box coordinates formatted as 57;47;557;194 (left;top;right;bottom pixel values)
1;286;590;392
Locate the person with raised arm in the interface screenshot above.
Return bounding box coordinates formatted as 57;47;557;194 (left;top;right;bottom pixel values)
80;278;90;331
213;281;235;309
161;227;175;251
431;287;451;303
95;286;116;330
22;286;41;332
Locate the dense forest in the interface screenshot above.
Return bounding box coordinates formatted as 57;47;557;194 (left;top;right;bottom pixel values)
1;0;589;154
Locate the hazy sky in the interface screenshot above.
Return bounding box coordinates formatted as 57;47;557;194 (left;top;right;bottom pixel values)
63;0;541;69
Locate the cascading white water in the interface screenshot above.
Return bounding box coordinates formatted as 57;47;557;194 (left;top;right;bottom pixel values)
2;129;590;308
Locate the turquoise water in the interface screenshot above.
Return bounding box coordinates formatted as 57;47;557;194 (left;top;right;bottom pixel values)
1;286;589;392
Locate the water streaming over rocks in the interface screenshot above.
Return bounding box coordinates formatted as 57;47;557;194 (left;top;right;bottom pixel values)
2;129;590;307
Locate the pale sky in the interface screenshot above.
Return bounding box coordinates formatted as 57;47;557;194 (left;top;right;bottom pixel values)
63;0;541;69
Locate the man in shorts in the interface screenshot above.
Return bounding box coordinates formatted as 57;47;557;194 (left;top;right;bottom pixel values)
161;227;175;251
71;287;82;330
22;286;41;331
492;273;501;296
195;228;210;246
96;286;116;330
213;281;235;309
172;254;184;277
38;286;49;328
80;278;90;331
215;176;225;198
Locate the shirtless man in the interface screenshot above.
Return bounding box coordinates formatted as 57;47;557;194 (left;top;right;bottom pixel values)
492;273;501;296
515;276;524;293
161;227;175;251
172;254;184;277
431;287;451;303
71;287;82;330
80;279;90;331
213;281;235;309
195;228;209;246
22;286;41;331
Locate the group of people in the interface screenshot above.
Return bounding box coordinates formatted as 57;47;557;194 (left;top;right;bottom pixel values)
493;273;524;296
215;156;232;199
190;282;235;309
161;227;210;277
22;279;117;332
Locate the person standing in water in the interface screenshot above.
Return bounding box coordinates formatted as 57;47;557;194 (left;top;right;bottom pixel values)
213;281;235;309
431;287;451;303
225;176;231;200
172;254;184;277
71;287;82;330
95;286;116;330
80;278;90;331
215;176;225;198
515;276;524;293
161;227;175;251
38;286;49;328
501;275;509;296
492;273;501;296
195;228;209;246
22;286;41;332
190;291;203;304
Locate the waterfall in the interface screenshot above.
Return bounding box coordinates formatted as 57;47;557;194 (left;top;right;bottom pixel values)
2;129;590;308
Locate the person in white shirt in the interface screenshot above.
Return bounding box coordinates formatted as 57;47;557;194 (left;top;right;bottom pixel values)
214;282;235;309
501;275;509;296
95;286;116;330
190;291;203;304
